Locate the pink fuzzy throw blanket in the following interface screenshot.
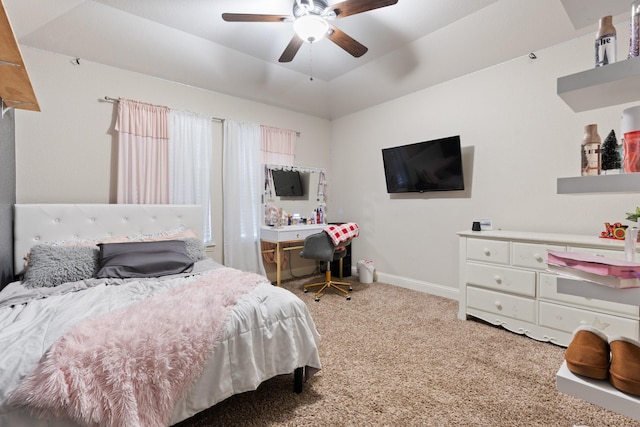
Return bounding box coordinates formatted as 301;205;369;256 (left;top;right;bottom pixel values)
8;267;268;427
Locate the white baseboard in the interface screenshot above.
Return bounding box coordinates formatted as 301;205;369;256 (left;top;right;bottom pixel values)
351;267;459;301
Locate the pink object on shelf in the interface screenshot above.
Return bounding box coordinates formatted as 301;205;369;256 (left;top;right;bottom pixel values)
624;131;640;172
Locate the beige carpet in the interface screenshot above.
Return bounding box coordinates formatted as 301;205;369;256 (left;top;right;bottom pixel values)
175;276;639;427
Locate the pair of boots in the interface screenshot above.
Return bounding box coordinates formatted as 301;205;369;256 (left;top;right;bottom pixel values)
565;325;640;397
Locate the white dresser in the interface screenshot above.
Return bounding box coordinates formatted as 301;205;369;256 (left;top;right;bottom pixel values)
458;230;640;347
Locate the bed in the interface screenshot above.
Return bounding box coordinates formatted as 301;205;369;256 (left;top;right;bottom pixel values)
0;204;321;427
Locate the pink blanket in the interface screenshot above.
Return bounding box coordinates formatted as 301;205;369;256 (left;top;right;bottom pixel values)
9;267;268;427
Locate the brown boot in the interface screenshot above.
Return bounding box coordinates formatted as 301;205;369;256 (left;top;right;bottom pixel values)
609;336;640;397
565;325;610;380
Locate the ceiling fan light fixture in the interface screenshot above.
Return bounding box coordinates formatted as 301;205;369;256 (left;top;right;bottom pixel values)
293;14;328;43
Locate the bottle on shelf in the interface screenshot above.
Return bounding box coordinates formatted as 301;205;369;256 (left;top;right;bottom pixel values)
630;1;640;58
622;105;640;173
625;226;638;262
581;124;601;176
595;15;616;67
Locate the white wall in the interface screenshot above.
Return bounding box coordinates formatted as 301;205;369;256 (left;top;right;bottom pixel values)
329;31;640;299
14;47;331;267
15;29;640;298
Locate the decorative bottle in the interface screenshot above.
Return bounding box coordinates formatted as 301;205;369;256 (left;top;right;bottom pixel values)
630;1;640;58
626;226;638;262
581;124;601;176
595;15;616;67
622;105;640;173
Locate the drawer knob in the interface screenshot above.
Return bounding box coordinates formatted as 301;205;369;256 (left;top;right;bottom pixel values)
494;275;502;284
533;253;543;263
495;301;502;310
483;248;491;256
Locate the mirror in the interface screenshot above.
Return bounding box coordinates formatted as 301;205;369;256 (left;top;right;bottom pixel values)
263;165;326;226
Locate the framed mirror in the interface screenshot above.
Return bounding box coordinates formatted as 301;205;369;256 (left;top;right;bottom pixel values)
263;165;326;226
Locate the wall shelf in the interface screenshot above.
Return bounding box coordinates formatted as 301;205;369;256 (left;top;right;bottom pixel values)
555;39;640;419
555;278;640;421
0;2;39;113
557;173;640;194
556;362;640;421
557;56;640;112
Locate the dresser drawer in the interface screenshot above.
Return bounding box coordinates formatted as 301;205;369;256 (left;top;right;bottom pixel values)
539;301;639;338
538;273;639;317
466;262;535;296
466;238;509;265
568;246;625;260
467;286;536;323
513;242;565;270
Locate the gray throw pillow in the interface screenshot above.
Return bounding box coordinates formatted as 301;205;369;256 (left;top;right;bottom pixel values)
23;245;99;288
96;240;194;279
184;237;207;261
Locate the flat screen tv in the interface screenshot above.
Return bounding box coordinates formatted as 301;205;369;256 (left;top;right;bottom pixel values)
381;135;464;193
272;169;304;197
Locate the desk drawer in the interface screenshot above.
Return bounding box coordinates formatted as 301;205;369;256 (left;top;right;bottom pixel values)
512;242;565;270
467;238;509;265
262;226;324;242
539;301;639;338
466;262;535;297
568;246;625;260
467;286;536;323
539;272;639;317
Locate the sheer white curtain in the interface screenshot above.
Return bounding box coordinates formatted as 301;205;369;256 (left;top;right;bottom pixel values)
261;125;296;165
223;120;266;275
116;99;170;203
169;110;213;243
260;126;297;269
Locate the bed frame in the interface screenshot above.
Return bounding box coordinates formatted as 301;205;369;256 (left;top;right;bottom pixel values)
13;204;203;276
11;203;306;396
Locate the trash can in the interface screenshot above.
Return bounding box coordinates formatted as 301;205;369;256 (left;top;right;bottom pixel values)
357;260;375;284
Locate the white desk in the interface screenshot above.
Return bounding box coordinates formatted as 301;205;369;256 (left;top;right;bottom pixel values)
261;224;326;285
555;277;640;421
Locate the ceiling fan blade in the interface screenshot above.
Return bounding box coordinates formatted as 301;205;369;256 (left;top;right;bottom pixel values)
327;25;368;58
330;0;398;19
279;35;304;62
222;13;290;23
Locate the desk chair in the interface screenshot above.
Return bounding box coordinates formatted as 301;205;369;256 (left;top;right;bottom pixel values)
300;223;359;301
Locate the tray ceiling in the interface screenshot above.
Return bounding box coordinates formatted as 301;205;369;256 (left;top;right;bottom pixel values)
2;0;633;119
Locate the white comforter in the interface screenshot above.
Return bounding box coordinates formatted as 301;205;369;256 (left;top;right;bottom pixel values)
0;260;321;426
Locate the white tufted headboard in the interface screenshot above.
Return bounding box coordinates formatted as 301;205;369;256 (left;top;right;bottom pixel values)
13;204;203;275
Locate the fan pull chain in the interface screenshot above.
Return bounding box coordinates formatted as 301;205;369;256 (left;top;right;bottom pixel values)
308;43;314;81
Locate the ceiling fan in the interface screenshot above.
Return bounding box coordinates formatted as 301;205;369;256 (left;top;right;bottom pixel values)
222;0;399;63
